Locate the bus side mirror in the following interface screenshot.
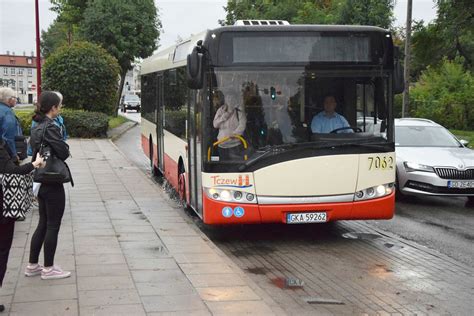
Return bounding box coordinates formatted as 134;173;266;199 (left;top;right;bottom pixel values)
393;46;404;94
187;47;204;89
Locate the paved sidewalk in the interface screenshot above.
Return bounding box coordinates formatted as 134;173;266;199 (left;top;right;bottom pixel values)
0;139;282;315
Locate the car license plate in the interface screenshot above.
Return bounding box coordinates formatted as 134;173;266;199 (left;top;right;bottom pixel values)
448;180;474;189
286;212;327;224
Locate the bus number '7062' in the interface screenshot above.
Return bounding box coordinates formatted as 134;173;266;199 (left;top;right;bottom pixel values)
368;156;394;170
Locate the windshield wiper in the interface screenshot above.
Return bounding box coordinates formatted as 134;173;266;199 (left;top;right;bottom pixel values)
342;142;393;151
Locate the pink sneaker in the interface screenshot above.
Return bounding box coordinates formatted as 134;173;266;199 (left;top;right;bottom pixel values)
41;266;71;280
25;264;43;277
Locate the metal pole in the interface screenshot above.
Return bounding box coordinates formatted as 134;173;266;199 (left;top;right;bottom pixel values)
402;0;412;118
35;0;42;98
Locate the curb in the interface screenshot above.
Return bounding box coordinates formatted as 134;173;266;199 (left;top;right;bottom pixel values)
107;120;138;141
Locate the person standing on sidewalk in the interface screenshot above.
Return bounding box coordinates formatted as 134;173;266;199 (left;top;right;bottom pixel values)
27;91;68;157
0;87;22;164
0;142;45;312
25;91;72;280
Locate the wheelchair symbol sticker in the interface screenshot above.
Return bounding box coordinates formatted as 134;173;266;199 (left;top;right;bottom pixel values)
234;206;245;218
222;207;233;218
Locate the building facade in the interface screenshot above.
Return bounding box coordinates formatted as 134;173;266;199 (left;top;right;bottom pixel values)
122;63;141;97
0;52;43;104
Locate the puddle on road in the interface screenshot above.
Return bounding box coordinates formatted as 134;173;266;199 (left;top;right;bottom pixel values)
245;267;268;275
271;277;304;290
342;232;381;240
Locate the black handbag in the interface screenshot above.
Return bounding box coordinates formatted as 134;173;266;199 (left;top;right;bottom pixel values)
33;123;73;186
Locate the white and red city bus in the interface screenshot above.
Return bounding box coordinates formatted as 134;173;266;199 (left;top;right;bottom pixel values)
140;21;404;225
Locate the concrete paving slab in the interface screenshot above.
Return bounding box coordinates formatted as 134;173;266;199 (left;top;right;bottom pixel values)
75;254;126;265
187;274;247;288
77;276;136;291
13;284;78;303
141;294;208;313
76;264;130;277
127;258;179;270
78;289;141;306
80;304;146;316
9;299;78;316
197;286;261;302
205;300;276;315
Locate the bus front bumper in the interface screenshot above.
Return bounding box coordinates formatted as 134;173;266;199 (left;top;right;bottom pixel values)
202;192;395;225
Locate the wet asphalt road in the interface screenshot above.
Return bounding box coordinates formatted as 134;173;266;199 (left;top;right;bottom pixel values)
114;124;474;269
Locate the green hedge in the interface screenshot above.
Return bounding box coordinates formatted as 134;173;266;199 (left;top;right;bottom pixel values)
42;41;120;115
15;109;109;138
62;109;109;138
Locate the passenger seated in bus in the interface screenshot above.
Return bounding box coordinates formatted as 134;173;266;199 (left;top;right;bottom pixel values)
212;90;247;160
311;95;352;133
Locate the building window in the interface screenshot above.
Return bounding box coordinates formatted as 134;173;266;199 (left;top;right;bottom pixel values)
11;80;15;88
18;69;23;75
19;80;23;88
11;68;15;75
28;69;32;76
27;58;32;65
3;68;7;76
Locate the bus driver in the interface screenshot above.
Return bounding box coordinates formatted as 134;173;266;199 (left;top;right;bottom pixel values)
311;95;352;134
212;90;247;160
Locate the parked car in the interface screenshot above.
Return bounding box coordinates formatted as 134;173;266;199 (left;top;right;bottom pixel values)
395;118;474;205
120;94;141;113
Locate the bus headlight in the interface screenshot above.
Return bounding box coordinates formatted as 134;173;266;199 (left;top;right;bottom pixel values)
355;183;394;201
205;188;257;204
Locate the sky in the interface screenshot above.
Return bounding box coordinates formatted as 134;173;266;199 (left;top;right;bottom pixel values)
0;0;438;56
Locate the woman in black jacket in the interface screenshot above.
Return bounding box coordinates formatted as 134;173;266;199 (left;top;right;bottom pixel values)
0;141;44;312
26;91;72;280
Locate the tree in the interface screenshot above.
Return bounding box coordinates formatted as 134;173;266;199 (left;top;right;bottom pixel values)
411;0;473;78
41;21;70;58
220;0;343;26
411;57;473;130
337;0;395;29
49;0;89;44
434;0;473;69
42;41;120;114
42;0;89;58
80;0;161;110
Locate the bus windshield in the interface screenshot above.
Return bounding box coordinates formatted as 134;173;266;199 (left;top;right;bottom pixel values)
207;69;390;162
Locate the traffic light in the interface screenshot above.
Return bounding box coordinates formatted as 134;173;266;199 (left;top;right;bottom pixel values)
270;86;276;100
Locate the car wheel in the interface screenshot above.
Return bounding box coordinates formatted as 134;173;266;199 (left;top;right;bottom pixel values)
466;196;474;208
395;174;405;200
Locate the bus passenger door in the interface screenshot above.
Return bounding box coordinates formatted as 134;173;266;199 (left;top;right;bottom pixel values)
156;74;165;172
187;90;199;214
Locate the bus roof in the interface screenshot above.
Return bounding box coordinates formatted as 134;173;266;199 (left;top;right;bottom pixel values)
141;24;391;75
141;31;207;75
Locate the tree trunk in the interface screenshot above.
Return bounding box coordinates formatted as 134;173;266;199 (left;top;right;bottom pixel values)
115;70;127;117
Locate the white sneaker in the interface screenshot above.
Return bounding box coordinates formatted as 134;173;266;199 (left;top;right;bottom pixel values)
41;266;71;280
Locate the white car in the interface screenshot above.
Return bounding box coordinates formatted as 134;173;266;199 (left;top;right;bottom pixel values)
395;118;474;206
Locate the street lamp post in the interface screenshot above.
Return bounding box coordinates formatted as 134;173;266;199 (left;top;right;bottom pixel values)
35;0;42;97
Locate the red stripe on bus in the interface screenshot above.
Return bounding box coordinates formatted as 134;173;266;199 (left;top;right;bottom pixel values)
202;192;395;225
